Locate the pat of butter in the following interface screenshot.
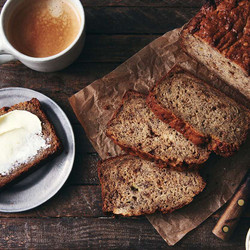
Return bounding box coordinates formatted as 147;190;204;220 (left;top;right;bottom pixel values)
0;110;49;176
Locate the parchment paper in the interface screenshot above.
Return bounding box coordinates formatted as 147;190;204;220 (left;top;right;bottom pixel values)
69;27;250;246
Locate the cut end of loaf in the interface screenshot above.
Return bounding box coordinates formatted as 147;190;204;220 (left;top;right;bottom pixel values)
181;32;250;100
180;0;250;100
181;0;249;76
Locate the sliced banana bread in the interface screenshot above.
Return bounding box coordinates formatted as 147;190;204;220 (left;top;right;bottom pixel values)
0;98;62;189
98;155;206;216
147;65;250;157
181;0;250;100
106;91;210;168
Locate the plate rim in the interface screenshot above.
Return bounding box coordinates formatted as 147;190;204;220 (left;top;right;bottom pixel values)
246;228;250;250
0;87;75;213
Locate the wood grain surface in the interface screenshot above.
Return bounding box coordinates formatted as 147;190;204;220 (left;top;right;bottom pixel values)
0;0;249;249
0;0;203;7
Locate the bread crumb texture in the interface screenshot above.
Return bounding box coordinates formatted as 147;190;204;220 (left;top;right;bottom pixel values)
98;155;206;216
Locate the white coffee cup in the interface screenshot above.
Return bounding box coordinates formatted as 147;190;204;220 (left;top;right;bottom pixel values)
0;0;85;72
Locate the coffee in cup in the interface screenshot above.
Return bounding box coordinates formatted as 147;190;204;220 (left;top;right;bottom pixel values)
7;0;81;58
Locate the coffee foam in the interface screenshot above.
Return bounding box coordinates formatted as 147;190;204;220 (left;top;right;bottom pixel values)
7;0;81;57
47;0;64;18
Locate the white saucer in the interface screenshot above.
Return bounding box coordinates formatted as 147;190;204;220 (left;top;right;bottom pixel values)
0;87;75;212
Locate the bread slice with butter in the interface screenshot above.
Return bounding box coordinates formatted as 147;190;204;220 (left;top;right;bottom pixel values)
0;98;62;189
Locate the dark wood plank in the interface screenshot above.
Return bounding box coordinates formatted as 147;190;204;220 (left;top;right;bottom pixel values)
69;152;100;184
0;0;205;8
81;34;159;62
0;186;103;218
74;124;96;153
0;216;248;249
0;217;165;249
81;0;205;7
84;7;198;34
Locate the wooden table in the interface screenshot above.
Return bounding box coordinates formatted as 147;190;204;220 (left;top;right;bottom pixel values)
0;0;249;249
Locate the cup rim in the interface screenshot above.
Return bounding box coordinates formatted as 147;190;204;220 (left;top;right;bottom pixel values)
0;0;85;61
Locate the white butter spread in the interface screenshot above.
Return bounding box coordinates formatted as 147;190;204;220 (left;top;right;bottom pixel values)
0;110;49;176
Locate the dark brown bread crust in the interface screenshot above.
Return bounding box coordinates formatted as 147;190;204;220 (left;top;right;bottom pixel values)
147;66;209;146
109;141;200;171
0;98;62;189
97;155;206;216
181;0;249;75
106;90;208;169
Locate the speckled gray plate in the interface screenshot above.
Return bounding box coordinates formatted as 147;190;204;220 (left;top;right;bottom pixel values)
0;87;75;212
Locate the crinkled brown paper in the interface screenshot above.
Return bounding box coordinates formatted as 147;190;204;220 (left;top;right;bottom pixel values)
69;27;250;246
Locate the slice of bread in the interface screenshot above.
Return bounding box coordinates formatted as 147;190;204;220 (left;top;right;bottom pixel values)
98;155;206;216
147;65;250;157
106;90;210;169
0;98;62;189
180;0;249;100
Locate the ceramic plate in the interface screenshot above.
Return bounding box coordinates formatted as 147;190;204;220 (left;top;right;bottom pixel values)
0;87;75;212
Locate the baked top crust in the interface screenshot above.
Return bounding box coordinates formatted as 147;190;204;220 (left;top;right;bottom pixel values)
184;0;250;75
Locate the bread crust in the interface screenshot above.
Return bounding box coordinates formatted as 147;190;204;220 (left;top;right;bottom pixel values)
181;0;249;76
106;90;207;169
147;65;250;157
0;98;62;189
97;155;206;217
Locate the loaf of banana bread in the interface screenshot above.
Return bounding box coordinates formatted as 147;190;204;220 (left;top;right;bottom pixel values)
181;0;250;100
